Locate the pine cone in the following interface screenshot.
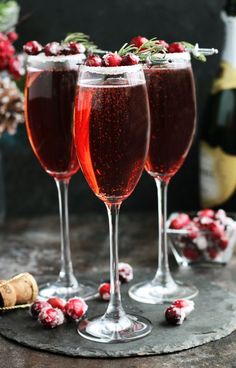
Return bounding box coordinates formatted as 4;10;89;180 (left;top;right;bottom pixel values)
0;73;24;136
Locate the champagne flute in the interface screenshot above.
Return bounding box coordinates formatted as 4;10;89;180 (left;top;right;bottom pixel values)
24;54;97;299
129;52;199;304
73;63;152;342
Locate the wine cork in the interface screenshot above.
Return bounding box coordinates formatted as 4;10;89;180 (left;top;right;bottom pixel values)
0;273;38;308
0;280;16;307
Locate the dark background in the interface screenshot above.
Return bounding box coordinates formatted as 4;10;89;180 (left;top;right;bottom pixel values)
1;0;225;217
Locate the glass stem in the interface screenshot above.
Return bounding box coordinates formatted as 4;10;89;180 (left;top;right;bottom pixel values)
153;178;174;286
55;178;78;288
105;202;125;320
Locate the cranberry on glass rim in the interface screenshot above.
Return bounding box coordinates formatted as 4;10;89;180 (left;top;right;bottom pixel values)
24;44;97;300
129;50;199;304
73;63;152;343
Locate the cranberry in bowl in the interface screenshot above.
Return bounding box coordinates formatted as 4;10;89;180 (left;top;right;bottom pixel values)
167;209;236;266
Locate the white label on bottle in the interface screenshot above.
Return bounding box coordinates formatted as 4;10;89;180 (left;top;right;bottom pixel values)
222;11;236;69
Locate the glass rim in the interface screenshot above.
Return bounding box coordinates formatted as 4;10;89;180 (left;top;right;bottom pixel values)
79;63;143;75
146;51;191;66
26;53;85;70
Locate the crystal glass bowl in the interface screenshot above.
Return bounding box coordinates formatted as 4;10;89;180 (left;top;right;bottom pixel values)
167;210;236;266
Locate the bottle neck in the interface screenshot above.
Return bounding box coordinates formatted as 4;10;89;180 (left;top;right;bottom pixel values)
221;11;236;68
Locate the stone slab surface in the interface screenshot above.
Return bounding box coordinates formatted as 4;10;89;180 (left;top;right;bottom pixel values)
0;272;236;358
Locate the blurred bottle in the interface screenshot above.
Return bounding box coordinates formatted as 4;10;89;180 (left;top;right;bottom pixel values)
200;0;236;210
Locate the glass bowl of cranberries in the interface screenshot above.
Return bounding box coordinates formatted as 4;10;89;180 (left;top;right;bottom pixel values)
167;209;236;266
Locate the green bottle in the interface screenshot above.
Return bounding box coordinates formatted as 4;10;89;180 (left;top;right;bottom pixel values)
200;0;236;209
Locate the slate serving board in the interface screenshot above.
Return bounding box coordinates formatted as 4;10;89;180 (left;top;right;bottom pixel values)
0;271;236;358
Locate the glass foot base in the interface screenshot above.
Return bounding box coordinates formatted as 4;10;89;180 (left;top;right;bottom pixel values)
129;280;198;304
78;314;152;343
39;280;97;301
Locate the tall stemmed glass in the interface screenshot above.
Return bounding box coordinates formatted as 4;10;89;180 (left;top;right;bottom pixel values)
74;64;152;343
24;54;97;299
129;52;198;304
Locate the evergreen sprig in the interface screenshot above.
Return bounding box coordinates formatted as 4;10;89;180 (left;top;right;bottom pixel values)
64;32;98;50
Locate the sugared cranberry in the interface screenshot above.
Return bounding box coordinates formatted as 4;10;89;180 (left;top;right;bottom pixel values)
165;306;186;325
209;221;225;239
69;42;85;54
207;247;219;259
118;262;133;283
30;300;51;319
185;224;199;239
172;299;194;316
219;236;229;250
64;297;88;320
38;307;64;328
44;42;61;56
103;52;122;67
197;209;215;219
156;40;169;49
85;54;102;67
47;297;66;313
23;41;43;55
98;283;110;301
183;246;200;261
168;42;185;53
7;31;18;42
215;209;227;222
170;213;190;230
130;36;148;48
121;53;139;66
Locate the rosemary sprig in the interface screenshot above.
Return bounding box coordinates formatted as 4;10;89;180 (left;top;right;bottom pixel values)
117;43;137;56
180;41;207;62
64;32;98;50
117;38;166;62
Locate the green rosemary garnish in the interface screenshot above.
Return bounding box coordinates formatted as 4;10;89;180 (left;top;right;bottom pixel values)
118;38;166;62
180;41;207;62
64;32;98;50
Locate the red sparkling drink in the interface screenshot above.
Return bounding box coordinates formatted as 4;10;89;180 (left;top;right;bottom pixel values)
74;76;150;203
25;57;80;180
144;62;196;183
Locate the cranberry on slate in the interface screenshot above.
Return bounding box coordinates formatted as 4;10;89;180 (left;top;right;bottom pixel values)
30;300;51;319
64;297;88;320
47;297;66;313
165;306;186;325
44;42;61;56
168;42;185;53
103;52;122;67
118;262;133;283
170;213;190;230
85;54;102;67
130;36;148;48
121;53;139;66
172;299;194;316
23;41;43;55
38;307;65;328
98;282;110;301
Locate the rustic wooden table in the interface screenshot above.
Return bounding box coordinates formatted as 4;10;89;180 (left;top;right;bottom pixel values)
1;213;236;368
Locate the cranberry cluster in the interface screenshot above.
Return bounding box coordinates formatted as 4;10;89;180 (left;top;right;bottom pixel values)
131;35;185;53
30;297;88;329
165;299;194;325
98;262;133;301
23;40;86;56
0;31;23;79
85;51;140;67
170;209;235;262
